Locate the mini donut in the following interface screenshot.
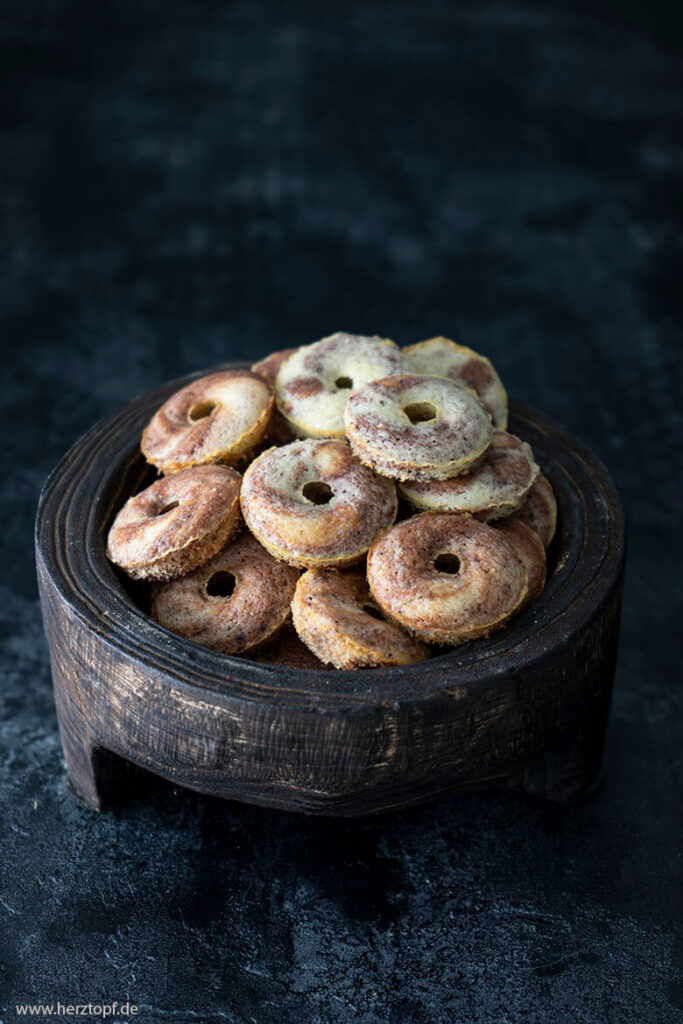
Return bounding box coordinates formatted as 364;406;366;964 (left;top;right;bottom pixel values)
150;533;299;655
344;374;493;481
292;569;429;669
404;337;508;428
240;438;397;568
367;513;528;645
274;332;409;438
252;349;299;445
399;430;539;518
510;471;557;548
106;465;242;581
249;627;328;670
252;348;298;381
495;519;546;606
141;369;274;474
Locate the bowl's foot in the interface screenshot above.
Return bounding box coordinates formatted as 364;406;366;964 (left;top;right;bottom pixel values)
60;731;102;811
517;725;606;802
65;746;180;811
65;772;101;811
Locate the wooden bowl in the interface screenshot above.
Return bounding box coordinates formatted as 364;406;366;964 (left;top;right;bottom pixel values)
35;365;625;816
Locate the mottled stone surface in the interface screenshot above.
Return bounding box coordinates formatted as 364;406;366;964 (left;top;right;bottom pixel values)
2;1;682;1021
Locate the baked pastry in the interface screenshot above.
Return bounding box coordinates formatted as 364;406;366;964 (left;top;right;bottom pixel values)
367;513;528;645
511;471;557;548
344;374;493;481
404;337;508;428
292;569;429;669
399;430;539;518
274;332;409;438
141;369;274;474
495;519;546;606
249;627;328;670
240;438;397;568
252;349;299;445
150;533;299;655
106;465;242;581
252;348;297;381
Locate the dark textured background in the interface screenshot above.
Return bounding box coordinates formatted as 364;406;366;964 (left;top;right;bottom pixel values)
2;1;682;1021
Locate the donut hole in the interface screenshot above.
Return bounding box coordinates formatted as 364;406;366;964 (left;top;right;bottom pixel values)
404;401;437;424
334;376;353;390
302;481;334;505
205;570;237;598
156;500;180;516
362;604;385;622
434;553;461;575
188;400;217;422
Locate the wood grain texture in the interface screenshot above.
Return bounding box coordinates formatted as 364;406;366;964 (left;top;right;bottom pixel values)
35;365;626;815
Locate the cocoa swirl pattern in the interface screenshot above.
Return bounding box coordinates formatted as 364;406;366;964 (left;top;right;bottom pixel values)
274;332;409;437
252;349;299;445
344;374;493;481
292;569;428;669
252;348;298;382
150;532;299;655
106;465;242;581
399;430;539;517
248;626;327;669
367;513;528;645
240;438;397;568
141;369;273;474
510;471;557;548
404;336;508;429
495;519;546;606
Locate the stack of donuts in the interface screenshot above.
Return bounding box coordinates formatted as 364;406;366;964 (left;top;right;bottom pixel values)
107;333;557;670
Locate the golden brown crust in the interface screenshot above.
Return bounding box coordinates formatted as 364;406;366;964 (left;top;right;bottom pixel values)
252;349;299;445
141;369;274;474
106;465;242;581
292;569;429;669
150;533;299;655
274;332;409;437
367;513;528;645
399;430;539;517
510;471;557;548
344;374;493;481
240;438;398;568
404;336;508;429
248;626;328;669
495;519;546;606
252;348;298;381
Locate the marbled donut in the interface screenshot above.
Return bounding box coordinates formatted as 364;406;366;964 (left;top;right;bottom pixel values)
252;348;298;381
399;430;539;518
367;513;528;645
249;627;328;670
106;465;242;581
150;533;299;655
495;519;546;606
292;569;429;669
141;369;274;474
404;336;508;429
344;374;493;481
240;438;397;568
510;471;557;548
274;332;409;438
252;348;299;445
